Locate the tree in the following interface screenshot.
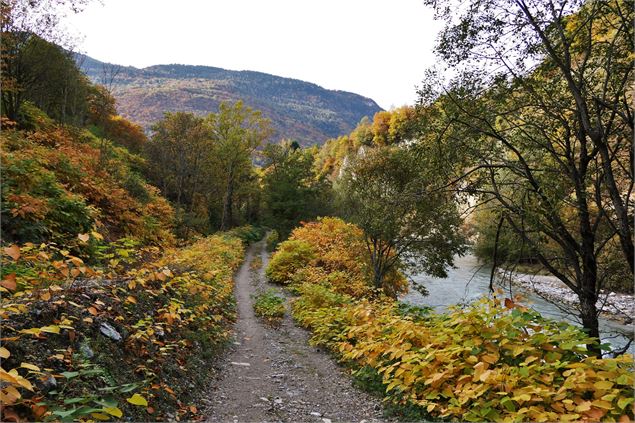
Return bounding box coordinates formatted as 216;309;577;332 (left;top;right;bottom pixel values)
1;0;91;120
262;140;333;238
205;101;272;230
420;0;633;355
337;145;467;296
145;112;211;235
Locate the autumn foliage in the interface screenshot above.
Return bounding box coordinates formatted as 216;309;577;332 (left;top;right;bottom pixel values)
276;220;635;422
0;234;244;421
1;106;173;247
266;217;407;298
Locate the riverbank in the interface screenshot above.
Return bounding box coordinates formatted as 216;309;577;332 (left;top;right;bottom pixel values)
496;269;635;326
268;218;635;422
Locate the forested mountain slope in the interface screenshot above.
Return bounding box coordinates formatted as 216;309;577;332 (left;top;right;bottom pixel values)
78;55;382;145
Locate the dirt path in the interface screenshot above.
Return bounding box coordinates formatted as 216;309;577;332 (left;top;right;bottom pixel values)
202;239;385;423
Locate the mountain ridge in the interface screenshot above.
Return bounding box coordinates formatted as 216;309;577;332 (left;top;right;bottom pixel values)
77;54;383;145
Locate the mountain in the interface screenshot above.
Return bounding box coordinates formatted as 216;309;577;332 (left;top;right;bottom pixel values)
78;55;383;146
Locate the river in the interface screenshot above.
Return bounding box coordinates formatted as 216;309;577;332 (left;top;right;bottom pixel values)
401;254;634;355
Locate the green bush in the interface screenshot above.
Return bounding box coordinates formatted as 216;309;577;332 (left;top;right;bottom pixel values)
253;289;285;323
266;230;279;252
265;239;315;284
226;225;265;245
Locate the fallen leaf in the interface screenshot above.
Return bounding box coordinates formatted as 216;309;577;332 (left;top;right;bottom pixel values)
126;393;148;406
3;245;20;261
1;385;21;404
77;233;90;243
0;347;9;358
20;362;41;372
0;274;17;291
87;306;98;316
40;325;60;334
103;407;123;418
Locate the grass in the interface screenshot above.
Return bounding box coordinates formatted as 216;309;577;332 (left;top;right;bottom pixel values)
253;289;285;324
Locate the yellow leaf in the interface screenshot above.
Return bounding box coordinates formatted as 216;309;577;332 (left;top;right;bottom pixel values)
8;370;33;391
0;347;10;358
40;291;51;301
126;296;137;304
482;354;499;364
127;393;148;406
91;413;111;421
40;325;60;334
20;363;40;372
0;385;21;404
69;257;84;267
591;400;613;410
0;369;19;385
593;381;613;390
103;407;123;418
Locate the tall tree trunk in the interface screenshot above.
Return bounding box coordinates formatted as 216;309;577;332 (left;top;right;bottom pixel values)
220;170;234;231
578;283;601;358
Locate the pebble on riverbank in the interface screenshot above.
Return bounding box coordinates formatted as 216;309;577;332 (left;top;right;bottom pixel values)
496;269;635;326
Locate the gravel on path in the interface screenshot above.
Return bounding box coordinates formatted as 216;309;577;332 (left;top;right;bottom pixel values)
202;238;385;423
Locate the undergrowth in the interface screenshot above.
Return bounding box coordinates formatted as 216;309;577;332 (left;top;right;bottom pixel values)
253;289;285;324
268;218;635;423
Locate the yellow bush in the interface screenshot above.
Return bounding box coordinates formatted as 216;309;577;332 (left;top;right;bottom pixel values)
293;292;635;422
265;239;315;284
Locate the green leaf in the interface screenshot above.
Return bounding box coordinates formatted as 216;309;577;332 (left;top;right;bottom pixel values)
126;393;148;406
52;408;78;419
616;374;631;385
60;371;80;379
94;398;118;408
118;383;138;393
63;397;88;405
618;397;634;410
500;396;516;412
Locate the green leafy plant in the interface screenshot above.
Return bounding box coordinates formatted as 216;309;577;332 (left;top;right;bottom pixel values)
253;289;285;323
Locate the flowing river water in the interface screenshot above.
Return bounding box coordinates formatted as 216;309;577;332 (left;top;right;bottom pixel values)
401;254;634;355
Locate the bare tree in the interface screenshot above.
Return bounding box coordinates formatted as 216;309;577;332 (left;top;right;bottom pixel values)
100;62;121;93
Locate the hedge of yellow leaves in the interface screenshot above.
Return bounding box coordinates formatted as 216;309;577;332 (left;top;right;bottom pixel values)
0;233;244;421
271;219;635;422
266;217;407;297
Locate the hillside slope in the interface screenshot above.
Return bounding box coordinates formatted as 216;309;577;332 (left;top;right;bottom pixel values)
78;55;383;146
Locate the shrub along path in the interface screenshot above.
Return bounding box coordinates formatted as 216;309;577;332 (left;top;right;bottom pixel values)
202;238;385;422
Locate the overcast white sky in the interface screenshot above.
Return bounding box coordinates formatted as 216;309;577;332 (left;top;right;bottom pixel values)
63;0;442;109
